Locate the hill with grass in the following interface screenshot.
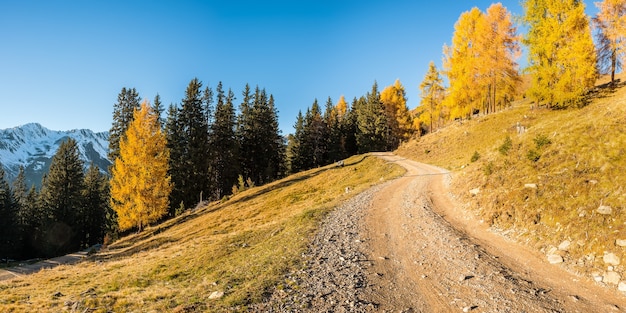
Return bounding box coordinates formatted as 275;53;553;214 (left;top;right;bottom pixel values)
0;155;403;312
397;74;626;286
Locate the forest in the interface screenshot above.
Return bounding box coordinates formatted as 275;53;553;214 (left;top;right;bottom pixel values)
0;0;624;260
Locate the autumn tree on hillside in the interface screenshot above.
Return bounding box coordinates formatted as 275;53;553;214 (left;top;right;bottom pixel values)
110;101;172;232
593;0;626;82
380;79;414;149
419;61;445;132
522;0;597;108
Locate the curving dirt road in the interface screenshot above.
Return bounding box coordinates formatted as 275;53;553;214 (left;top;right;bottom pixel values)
362;153;626;312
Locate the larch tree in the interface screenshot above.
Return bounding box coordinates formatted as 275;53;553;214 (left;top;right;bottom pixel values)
419;61;445;133
522;0;597;108
110;101;172;232
443;7;484;119
479;3;520;113
380;79;413;149
109;87;141;161
593;0;626;82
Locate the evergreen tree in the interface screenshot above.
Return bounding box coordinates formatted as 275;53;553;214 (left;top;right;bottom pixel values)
324;97;343;162
355;82;390;152
0;165;18;259
165;103;185;216
152;93;164;128
209;82;240;199
110;101;172;232
306;99;329;167
109;87;141;161
80;164;110;247
287;111;307;173
39;138;85;255
522;0;597;107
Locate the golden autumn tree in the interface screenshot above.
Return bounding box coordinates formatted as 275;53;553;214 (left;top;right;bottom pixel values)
110;100;172;232
380;79;414;148
522;0;597;108
478;3;520;114
419;61;445;132
593;0;626;82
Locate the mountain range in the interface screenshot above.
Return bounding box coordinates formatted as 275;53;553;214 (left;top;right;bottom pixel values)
0;123;110;188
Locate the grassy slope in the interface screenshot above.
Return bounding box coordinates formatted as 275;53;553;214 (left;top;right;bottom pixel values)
0;155;404;312
397;75;626;276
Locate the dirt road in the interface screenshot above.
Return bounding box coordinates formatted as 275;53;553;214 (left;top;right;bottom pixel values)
364;153;626;312
0;251;88;281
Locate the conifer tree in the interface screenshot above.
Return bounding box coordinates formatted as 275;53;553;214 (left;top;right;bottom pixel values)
39;138;85;255
110;101;171;232
152;93;164;128
109;87;141;161
287;111;306;173
355;82;390;152
380;79;413;149
209;82;240;199
0;165;18;259
80;164;110;246
420;61;445;132
522;0;597;107
165;103;184;215
324;96;343;162
593;0;626;83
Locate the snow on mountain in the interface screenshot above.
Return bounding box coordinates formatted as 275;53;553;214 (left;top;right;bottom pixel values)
0;123;110;187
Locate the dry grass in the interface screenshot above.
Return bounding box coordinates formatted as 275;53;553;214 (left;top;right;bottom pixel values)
397;73;626;275
0;154;404;312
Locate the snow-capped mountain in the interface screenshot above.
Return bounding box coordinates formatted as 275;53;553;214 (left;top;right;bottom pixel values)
0;123;110;188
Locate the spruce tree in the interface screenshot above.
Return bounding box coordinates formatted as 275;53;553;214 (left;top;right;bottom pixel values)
0;165;18;259
39;138;85;255
109;87;141;161
355;82;390;152
152;93;164;128
80;164;110;247
209;83;240;199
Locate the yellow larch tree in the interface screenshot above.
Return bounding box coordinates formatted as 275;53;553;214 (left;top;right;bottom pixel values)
380;79;414;147
335;95;348;119
593;0;626;82
443;7;484;119
419;61;445;132
110;100;172;232
523;0;597;108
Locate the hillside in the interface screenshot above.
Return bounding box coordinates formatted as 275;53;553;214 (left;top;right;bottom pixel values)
397;74;626;287
0;155;403;312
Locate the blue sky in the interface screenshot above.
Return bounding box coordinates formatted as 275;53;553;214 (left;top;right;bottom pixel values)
0;1;597;134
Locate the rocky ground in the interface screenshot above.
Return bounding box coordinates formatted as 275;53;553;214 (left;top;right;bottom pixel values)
255;153;626;312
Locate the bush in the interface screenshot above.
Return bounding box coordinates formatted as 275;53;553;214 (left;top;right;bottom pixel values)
484;161;494;176
499;136;512;156
533;134;552;149
471;151;481;162
527;149;541;162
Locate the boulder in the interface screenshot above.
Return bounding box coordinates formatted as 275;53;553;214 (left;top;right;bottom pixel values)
547;254;563;264
604;271;621;285
597;205;613;215
558;240;571;251
209;291;224;300
604;252;621;266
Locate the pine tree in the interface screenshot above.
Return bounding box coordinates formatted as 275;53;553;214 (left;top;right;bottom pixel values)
109;87;141;161
593;0;626;83
80;164;110;247
355;82;390;152
110;101;172;232
39;138;85;255
209;82;240;199
287;111;306;173
0;164;18;259
324;97;343;162
420;61;445;132
165;103;184;215
522;0;597;107
152;93;164;128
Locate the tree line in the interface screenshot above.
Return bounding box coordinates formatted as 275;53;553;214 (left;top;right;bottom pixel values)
416;0;626;134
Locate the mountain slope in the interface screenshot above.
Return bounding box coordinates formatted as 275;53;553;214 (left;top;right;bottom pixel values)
397;74;626;289
0;123;110;187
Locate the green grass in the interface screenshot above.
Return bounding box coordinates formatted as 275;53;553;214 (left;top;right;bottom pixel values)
397;74;626;275
0;154;404;312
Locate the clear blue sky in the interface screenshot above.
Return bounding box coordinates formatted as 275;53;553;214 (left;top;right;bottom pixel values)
0;1;597;134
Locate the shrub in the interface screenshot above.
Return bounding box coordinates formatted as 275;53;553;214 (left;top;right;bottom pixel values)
533;134;552;149
484;161;494;176
499;136;512;156
527;149;541;162
471;151;481;162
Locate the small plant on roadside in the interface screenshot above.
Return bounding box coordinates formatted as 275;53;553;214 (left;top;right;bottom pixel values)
533;134;551;149
498;136;512;156
471;151;481;162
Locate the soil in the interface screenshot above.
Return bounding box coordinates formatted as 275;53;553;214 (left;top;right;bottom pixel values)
258;152;626;312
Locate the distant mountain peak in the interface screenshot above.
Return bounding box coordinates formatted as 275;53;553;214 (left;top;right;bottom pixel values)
0;123;110;188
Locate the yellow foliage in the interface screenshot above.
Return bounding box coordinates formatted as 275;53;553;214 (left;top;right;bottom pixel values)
335;95;348;119
419;61;445;132
380;79;414;141
110;101;172;232
594;0;626;80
